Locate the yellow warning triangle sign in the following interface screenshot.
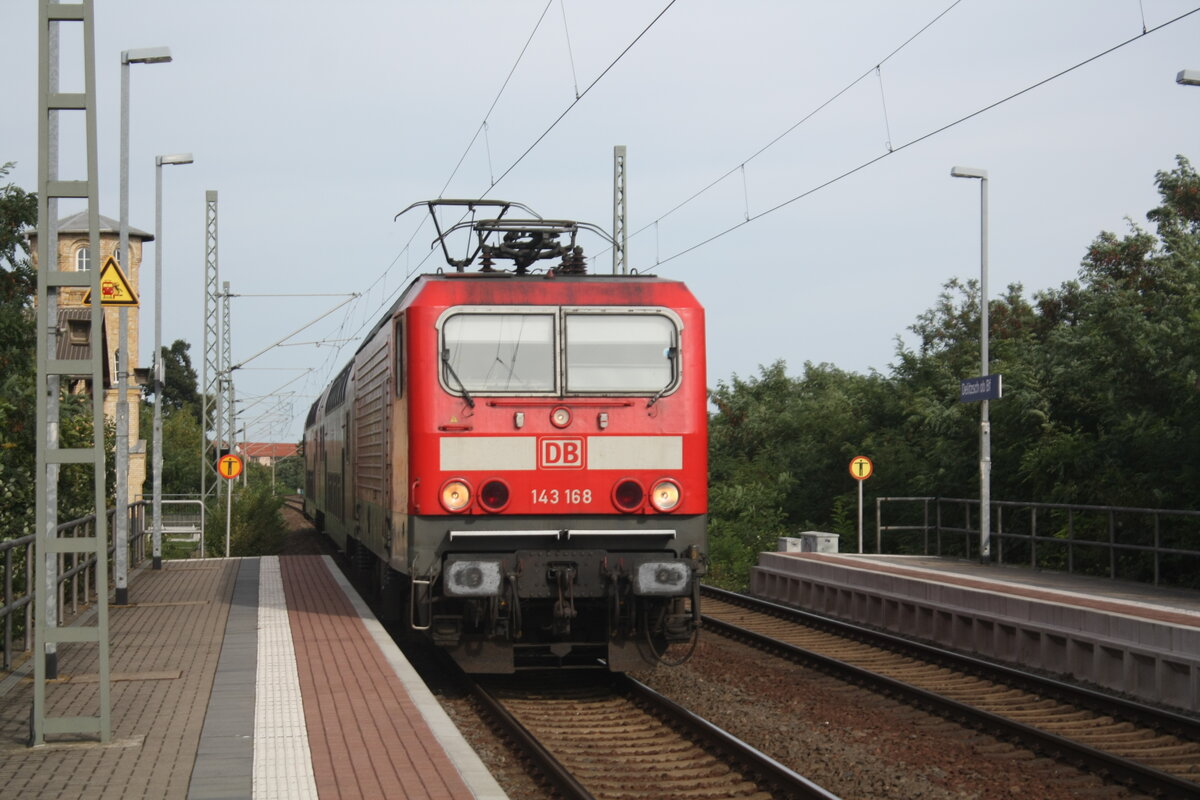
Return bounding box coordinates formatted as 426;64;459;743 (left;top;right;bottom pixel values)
82;255;139;307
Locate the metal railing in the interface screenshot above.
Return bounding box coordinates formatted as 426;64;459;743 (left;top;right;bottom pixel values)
0;502;148;671
160;498;205;536
876;496;1200;587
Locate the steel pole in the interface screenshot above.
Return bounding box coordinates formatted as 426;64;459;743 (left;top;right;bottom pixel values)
152;152;191;567
153;158;163;568
43;19;60;679
225;475;232;557
117;48;172;581
115;55;131;600
857;479;864;554
979;175;991;563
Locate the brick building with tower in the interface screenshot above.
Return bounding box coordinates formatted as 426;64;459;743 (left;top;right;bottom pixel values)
28;210;152;505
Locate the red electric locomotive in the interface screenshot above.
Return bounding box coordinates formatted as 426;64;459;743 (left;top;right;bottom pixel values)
304;200;707;672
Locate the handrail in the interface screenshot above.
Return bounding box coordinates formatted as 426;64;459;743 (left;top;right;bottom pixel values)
876;496;1200;588
1;501;149;671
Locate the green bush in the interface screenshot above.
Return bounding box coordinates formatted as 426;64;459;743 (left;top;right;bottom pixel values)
203;483;287;557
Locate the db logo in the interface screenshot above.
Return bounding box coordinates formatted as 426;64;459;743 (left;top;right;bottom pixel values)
540;437;584;469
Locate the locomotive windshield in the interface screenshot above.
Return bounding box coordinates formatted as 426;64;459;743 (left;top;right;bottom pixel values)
441;313;555;392
564;313;675;392
439;307;680;396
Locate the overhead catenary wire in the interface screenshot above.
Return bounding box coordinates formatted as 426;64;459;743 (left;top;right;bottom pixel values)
437;0;556;198
305;0;683;408
560;0;581;99
875;66;894;153
616;0;966;252
482;0;680;194
301;0;575;404
643;5;1200;273
276;2;1190;440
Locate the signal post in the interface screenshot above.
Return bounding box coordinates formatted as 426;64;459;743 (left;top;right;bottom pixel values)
218;453;243;556
849;455;874;553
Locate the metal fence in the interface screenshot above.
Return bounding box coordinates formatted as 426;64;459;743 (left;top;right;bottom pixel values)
143;496;207;557
876;496;1200;587
0;502;148;671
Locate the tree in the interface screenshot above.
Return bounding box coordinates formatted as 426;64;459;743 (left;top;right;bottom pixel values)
0;162;110;541
203;483;287;557
0;162;37;306
144;338;201;419
1;163;39;542
273;455;304;496
706;156;1200;586
140;337;206;498
1022;156;1200;508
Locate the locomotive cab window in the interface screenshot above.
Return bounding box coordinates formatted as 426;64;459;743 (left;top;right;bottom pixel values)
441;312;555;393
564;313;678;393
439;307;682;398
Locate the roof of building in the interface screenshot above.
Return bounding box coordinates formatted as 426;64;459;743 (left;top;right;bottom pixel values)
241;442;298;460
49;210;154;241
55;307;110;384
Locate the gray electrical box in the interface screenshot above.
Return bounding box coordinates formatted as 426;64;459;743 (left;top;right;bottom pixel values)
777;532;839;554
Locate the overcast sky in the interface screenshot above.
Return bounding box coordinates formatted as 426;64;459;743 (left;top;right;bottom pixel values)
4;1;1199;444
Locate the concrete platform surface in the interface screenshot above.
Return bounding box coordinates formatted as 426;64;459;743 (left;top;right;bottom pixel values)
751;552;1200;711
0;556;507;800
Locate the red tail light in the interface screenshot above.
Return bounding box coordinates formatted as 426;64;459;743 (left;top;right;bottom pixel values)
479;479;511;513
613;479;644;513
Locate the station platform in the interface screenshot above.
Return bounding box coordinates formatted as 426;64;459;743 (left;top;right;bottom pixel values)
750;552;1200;712
0;556;507;800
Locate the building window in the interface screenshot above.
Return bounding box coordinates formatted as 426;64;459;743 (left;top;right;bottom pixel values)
67;319;90;345
74;247;90;271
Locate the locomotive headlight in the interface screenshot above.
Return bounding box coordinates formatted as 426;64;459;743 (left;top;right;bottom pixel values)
550;406;572;428
649;479;681;512
445;560;503;597
633;561;690;596
440;479;472;512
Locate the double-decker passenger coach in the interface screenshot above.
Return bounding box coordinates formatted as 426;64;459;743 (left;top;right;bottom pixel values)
304;200;707;672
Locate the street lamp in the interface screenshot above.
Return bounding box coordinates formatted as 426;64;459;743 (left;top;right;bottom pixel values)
951;165;991;562
153;152;194;570
1177;70;1200;86
116;46;172;604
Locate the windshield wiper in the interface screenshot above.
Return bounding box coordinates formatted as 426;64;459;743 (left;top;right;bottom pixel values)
441;349;476;408
646;347;678;408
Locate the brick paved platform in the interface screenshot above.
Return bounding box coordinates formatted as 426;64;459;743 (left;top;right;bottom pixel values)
751;552;1200;711
0;556;507;800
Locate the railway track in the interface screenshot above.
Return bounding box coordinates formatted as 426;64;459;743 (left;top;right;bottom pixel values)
465;670;839;800
700;585;1200;798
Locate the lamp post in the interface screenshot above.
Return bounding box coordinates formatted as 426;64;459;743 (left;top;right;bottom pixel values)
153;153;194;569
1177;69;1200;86
116;46;172;603
951;165;991;562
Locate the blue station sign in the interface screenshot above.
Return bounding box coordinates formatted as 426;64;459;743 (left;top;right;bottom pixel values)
960;374;1002;402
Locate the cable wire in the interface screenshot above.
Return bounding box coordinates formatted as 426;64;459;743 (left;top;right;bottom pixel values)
484;0;680;193
643;6;1200;272
308;1;684;403
619;0;966;251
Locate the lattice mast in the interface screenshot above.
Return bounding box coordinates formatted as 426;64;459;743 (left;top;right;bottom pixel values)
33;0;112;745
612;145;627;275
202;191;221;502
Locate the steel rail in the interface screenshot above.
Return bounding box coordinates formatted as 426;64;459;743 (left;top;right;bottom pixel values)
701;585;1200;797
464;668;842;799
464;677;597;800
618;674;842;800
